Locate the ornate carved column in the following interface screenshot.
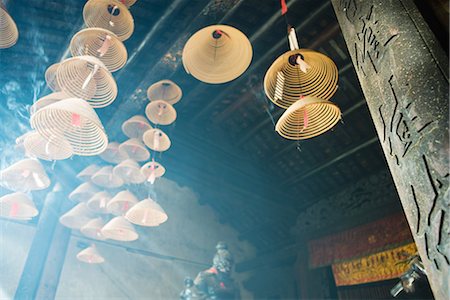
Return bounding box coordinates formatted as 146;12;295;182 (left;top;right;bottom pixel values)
330;1;449;298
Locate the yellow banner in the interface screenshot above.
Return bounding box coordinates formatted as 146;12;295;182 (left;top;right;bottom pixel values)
332;243;417;286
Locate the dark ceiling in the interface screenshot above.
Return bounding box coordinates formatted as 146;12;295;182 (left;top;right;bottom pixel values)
0;0;390;255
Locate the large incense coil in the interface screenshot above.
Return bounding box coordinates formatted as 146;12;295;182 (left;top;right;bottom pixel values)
21;131;73;161
30;98;108;156
81;218;108;240
142;128;171;152
141;160;165;183
70;28;127;72
0;4;18;49
113;159;145;184
45;63;62;92
107;190;138;216
87;191;112;214
0;158;50;192
275;96;341;140
59;202;96;229
118;138;150;162
121;115;152;140
69;182;100;202
56;56;117;108
0;192;38;220
77;164;101;181
83;0;134;42
146;80;182;105
91;166;124;188
77;245;105;263
264;49;338;109
100;141;128;163
125;198;168;227
182;25;252;84
145;100;177;125
101;216;138;241
30;92;69;115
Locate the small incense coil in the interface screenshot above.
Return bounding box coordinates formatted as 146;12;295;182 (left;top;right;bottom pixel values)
70;28;127;72
140;160;165;182
83;0;134;41
22;130;73;161
100;141;129;163
30;98;108;156
107;190;138;216
77;245;105;263
275;96;341;140
56;56;117;108
146;80;182;105
101;216;138;241
44;63;62;92
113;159;146;184
264;49;338;109
80;218;108;240
87;191;112;214
121;115;152;140
30;92;70;115
0;158;50;192
145;100;177;125
118;138;150;162
77;164;102;181
69;182;100;202
125;198;168;227
91;166;124;188
0;4;18;49
59;202;96;229
142;128;171;152
0;192;38;220
182;25;253;84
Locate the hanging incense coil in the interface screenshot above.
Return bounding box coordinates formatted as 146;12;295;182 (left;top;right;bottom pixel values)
101;216;138;241
107;190;138;216
113;159;145;184
45;63;62;92
143;128;171;152
56;56;117;108
83;0;134;42
100;141;129;163
0;192;38;220
0;4;18;49
77;245;105;263
70;28;127;72
0;158;50;192
182;25;253;84
77;164;101;181
81;218;108;240
121;115;152;140
275;96;341;140
146;80;182;105
264;49;338;109
30;92;69;115
69;182;100;202
21;130;73;161
59;202;96;229
91;166;124;188
125;198;168;227
30;98;108;156
145;100;177;125
87;191;112;214
118;138;150;162
141;160;165;183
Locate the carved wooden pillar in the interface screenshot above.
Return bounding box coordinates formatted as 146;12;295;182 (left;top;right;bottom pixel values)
330;0;449;298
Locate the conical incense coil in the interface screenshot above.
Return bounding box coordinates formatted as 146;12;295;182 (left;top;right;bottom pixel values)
101;216;138;241
113;159;145;184
56;56;117;108
0;158;50;192
87;191;112;214
118;138;150;162
77;164;101;181
21;130;73;161
275;96;341;140
121;115;152;140
0;192;38;220
182;25;252;84
145;100;177;126
80;218;108;240
30;92;70;115
70;28;127;72
59;202;96;229
107;190;138;216
83;0;134;42
91;166;124;188
45;63;62;92
141;160;165;184
69;182;100;202
146;80;182;105
30;98;108;156
100;141;128;163
264;49;338;109
77;245;105;263
125;198;168;227
0;4;18;49
142;128;171;152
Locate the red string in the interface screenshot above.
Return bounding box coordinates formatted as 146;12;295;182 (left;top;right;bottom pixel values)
280;0;288;15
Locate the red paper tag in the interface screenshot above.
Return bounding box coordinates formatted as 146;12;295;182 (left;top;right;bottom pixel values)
10;203;19;217
72;113;81;127
281;0;288;15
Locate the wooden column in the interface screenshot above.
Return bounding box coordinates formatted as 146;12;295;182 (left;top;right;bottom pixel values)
330;0;449;298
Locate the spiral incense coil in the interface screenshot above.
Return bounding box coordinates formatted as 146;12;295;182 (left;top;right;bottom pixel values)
101;216;138;241
141;160;165;179
145;100;177;125
100;141;129;163
44;63;62;92
30;92;69;115
121;115;152;139
30;98;108;156
143;128;171;152
146;80;182;105
125;198;168;227
70;28;127;72
77;164;101;181
81;218;108;241
182;25;253;84
56;56;117;108
0;4;18;49
118;138;149;162
22;130;73;161
264;49;338;109
87;191;112;214
113;159;145;184
91;166;124;188
0;159;50;192
275;96;342;140
77;245;105;263
0;192;38;220
59;202;96;229
107;190;138;216
69;182;100;202
83;0;134;41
